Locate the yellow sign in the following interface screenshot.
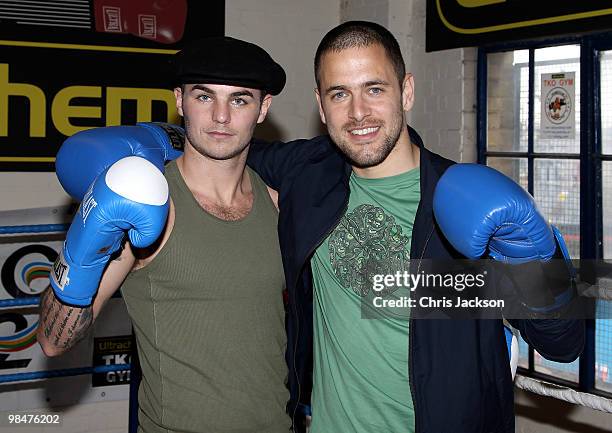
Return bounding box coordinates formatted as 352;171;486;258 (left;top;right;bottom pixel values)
436;1;612;35
0;40;180;165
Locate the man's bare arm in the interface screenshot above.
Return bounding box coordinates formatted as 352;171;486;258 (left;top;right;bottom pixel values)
37;288;93;356
37;245;136;357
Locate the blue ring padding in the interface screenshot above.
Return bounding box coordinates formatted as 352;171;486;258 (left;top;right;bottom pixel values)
0;297;41;307
0;224;69;235
0;363;132;383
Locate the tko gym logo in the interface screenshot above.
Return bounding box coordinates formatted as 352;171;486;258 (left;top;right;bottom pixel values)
92;336;132;387
0;41;180;170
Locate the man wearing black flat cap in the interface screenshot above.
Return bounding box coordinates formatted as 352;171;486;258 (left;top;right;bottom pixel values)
38;37;290;433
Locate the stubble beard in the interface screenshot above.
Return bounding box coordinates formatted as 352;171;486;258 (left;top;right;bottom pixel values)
332;110;404;169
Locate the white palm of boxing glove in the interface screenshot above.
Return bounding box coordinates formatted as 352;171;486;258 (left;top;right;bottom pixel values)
51;156;169;306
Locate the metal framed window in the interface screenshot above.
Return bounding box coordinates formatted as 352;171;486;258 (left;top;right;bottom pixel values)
477;32;612;397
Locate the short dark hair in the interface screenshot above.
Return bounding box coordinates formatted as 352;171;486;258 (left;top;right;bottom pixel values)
314;21;406;88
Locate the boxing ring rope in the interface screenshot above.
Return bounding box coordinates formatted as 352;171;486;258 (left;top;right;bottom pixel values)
515;375;612;413
512;279;612;414
0;297;41;308
0;223;69;235
578;282;612;301
0;364;132;384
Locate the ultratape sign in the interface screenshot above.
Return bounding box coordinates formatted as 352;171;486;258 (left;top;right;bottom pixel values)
0;0;224;171
427;0;612;52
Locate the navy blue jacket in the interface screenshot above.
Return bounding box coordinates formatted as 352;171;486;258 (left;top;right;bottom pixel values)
248;127;584;433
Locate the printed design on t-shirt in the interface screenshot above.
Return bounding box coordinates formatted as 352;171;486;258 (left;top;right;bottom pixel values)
329;204;409;297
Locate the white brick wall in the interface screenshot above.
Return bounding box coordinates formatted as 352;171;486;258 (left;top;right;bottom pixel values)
340;0;389;26
226;0;339;142
408;0;477;162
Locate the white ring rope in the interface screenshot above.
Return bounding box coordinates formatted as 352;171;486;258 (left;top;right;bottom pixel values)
515;375;612;413
577;282;612;301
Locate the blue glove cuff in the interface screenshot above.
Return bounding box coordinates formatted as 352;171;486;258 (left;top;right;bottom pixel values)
551;225;576;278
50;246;106;307
137;122;184;161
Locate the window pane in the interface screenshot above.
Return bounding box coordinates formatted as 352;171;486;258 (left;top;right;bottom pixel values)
487;157;527;190
533;163;580;382
534;350;579;383
598;72;612;392
602;50;612;155
534;159;580;258
534;45;580;153
487;50;528;152
596;301;612;392
603;162;612;258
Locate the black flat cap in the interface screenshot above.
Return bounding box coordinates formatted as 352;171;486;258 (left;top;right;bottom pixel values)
172;36;286;95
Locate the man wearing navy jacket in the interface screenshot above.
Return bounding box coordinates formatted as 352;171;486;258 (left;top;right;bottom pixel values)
246;21;584;433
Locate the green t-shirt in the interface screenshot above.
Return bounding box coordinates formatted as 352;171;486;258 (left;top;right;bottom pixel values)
310;168;420;433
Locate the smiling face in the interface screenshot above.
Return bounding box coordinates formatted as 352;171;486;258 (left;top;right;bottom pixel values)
315;43;414;170
174;83;271;160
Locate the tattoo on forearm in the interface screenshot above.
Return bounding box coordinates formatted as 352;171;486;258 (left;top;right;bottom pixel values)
54;308;72;346
42;291;59;338
79;308;93;326
45;304;61;338
39;288;93;351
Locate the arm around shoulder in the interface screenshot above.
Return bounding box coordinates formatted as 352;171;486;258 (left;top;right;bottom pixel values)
248;136;330;190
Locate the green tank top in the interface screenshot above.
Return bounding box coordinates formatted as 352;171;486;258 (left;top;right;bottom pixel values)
121;161;289;433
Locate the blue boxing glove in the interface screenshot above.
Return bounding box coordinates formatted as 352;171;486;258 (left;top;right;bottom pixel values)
56;123;184;201
51;156;169;306
433;163;575;313
433;163;556;263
